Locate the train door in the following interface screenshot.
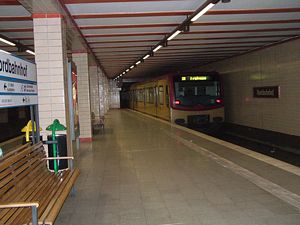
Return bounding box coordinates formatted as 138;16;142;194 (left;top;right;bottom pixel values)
157;79;171;120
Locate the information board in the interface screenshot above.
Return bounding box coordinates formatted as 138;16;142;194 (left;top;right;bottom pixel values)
0;52;37;108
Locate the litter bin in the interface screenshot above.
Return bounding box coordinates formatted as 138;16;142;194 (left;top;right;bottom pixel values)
47;134;68;171
46;119;67;173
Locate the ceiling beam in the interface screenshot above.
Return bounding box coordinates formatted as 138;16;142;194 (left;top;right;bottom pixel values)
0;16;31;21
0;0;19;5
72;8;300;19
91;41;270;49
84;27;300;38
64;0;177;3
0;28;33;32
87;35;294;44
79;19;300;30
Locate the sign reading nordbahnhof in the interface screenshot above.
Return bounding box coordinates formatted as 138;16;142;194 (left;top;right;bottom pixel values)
0;52;37;108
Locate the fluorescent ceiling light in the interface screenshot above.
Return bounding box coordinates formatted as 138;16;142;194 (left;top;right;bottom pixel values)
136;61;141;65
0;49;11;55
191;3;215;22
130;65;134;69
153;45;162;52
143;54;150;60
167;30;181;41
122;72;126;74
0;37;15;46
26;50;35;55
126;69;130;72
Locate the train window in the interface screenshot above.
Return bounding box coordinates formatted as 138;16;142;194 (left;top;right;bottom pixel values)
159;86;164;105
174;80;220;106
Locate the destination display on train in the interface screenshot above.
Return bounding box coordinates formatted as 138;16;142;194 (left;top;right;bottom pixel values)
181;76;211;81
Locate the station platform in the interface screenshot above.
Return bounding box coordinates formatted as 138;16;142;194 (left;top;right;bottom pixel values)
56;110;300;225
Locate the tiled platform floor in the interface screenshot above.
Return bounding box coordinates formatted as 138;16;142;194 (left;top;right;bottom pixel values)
56;110;300;225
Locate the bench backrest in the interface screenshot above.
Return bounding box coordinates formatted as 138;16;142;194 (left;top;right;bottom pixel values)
0;142;47;201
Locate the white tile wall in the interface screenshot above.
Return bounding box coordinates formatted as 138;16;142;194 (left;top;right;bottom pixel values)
200;38;300;136
33;15;73;155
72;53;92;139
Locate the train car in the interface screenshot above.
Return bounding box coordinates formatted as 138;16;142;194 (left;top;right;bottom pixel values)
129;72;224;127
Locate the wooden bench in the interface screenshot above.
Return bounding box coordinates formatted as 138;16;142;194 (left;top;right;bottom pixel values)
0;142;80;225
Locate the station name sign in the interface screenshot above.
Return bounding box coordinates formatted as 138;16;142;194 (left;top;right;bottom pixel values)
0;52;37;108
253;86;279;98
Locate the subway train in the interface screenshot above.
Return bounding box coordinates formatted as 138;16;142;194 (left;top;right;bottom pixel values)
129;73;224;127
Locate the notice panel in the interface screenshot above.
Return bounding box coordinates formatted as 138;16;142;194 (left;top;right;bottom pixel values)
0;52;37;108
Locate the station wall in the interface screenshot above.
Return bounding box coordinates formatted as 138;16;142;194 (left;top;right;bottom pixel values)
201;38;300;137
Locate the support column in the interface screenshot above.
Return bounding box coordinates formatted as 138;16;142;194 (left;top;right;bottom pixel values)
72;53;92;142
33;14;73;155
109;80;120;109
98;69;107;117
89;66;100;124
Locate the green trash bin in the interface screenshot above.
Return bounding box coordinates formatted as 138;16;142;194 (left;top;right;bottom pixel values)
47;134;68;171
46;119;67;173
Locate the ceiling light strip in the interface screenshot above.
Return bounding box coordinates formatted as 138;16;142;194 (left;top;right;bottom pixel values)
167;30;181;41
153;45;162;52
0;37;15;46
26;50;35;55
191;3;216;22
0;49;11;54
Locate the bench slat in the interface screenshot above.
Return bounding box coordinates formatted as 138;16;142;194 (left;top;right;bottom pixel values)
43;169;80;225
0;166;50;222
0;143;42;173
0;150;45;190
0;153;46;198
9;172;70;225
0;143;30;162
0;146;44;181
38;170;74;222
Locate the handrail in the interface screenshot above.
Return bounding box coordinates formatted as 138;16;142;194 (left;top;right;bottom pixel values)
42;157;74;160
0;202;39;209
0;202;39;225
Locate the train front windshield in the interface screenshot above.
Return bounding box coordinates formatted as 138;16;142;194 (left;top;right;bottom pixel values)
174;76;221;106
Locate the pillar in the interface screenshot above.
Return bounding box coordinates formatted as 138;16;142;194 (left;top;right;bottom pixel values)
109;80;120;109
89;66;100;124
98;69;107;117
33;13;73;155
72;52;92;142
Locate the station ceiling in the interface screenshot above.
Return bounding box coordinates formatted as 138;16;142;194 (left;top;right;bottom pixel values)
0;0;300;79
